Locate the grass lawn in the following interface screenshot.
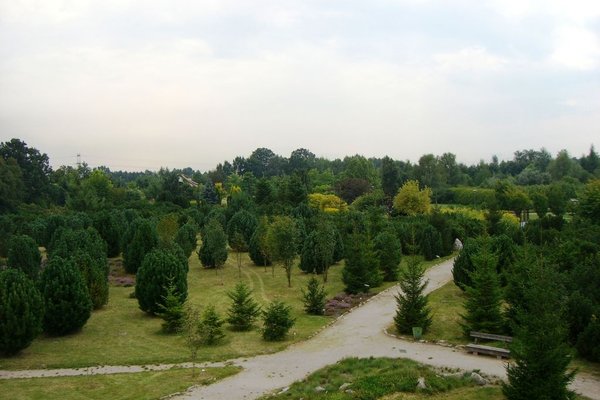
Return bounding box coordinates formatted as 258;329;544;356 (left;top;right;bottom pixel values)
1;251;448;370
259;357;497;400
0;366;239;400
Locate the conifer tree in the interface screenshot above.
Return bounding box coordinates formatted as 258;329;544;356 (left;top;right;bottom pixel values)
461;246;504;335
301;276;327;315
394;256;432;334
342;232;381;294
226;282;261;331
124;219;158;274
40;257;93;336
198;218;228;270
503;261;575;400
7;234;41;280
249;216;271;269
0;269;44;355
198;305;225;345
157;281;185;333
374;230;402;281
262;300;295;341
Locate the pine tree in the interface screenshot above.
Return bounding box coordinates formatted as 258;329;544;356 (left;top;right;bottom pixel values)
7;234;41;280
174;222;198;259
157;281;185;333
262;300;295;341
135;248;188;315
503;261;575;400
301;276;327;315
198;218;228;269
198;305;225;345
249;217;271;268
40;257;93;336
342;232;381;294
461;247;504;335
394;256;432;334
0;269;44;356
226;282;261;331
124;220;158;274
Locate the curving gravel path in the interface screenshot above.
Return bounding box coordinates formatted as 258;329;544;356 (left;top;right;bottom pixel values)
173;258;600;400
2;258;599;400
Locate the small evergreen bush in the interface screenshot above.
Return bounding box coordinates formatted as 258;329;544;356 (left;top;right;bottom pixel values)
198;305;225;345
157;282;185;333
226;282;261;331
394;257;432;334
301;276;326;315
262;300;295;341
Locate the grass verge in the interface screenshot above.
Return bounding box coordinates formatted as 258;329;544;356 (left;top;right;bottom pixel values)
260;357;493;399
0;366;240;400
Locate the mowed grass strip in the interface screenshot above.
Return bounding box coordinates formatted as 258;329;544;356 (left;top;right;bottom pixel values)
0;366;240;400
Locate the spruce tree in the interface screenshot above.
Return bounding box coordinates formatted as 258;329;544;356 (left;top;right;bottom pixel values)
374;230;402;281
174;222;198;259
0;269;44;355
7;234;41;280
262;300;295;341
40;257;93;336
342;232;381;294
135;248;188;315
157;281;185;333
394;256;432;334
198;305;225;345
503;261;575;400
226;282;261;331
461;247;504;335
249;217;271;268
301;276;327;315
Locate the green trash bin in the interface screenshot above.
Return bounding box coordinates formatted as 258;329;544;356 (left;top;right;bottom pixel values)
412;327;422;340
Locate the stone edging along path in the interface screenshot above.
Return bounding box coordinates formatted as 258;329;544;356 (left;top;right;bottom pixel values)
1;258;599;400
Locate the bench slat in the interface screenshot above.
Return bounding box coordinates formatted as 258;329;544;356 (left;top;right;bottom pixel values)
470;331;513;343
466;343;511;359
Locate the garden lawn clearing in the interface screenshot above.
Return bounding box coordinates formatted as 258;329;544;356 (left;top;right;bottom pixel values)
0;252;448;370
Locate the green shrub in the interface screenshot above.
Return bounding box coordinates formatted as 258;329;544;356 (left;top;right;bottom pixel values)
124;219;158;274
262;300;295;341
40;257;93;336
226;282;261;331
7;234;41;280
342;232;381;294
374;230;402;281
576;316;600;362
198;218;228;269
174;222;198;259
157;282;185;334
198;305;225;345
0;269;43;355
301;276;326;315
135;248;188;315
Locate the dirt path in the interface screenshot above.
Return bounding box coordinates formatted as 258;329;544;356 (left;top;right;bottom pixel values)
173;258;600;400
2;258;599;400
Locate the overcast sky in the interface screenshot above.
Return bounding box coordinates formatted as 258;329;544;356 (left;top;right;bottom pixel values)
1;1;599;171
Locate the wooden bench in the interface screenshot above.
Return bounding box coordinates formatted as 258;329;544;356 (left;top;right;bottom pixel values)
466;331;513;359
470;331;513;344
465;343;511;359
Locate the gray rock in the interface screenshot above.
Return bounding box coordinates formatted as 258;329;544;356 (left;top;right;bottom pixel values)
278;387;289;394
416;377;427;389
470;372;488;386
339;383;351;391
345;389;354;394
315;386;326;392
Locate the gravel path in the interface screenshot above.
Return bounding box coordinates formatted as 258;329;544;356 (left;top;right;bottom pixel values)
173;258;600;400
2;258;599;400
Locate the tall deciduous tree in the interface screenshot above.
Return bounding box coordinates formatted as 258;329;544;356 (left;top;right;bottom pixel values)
394;256;432;334
267;216;299;288
0;138;51;203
